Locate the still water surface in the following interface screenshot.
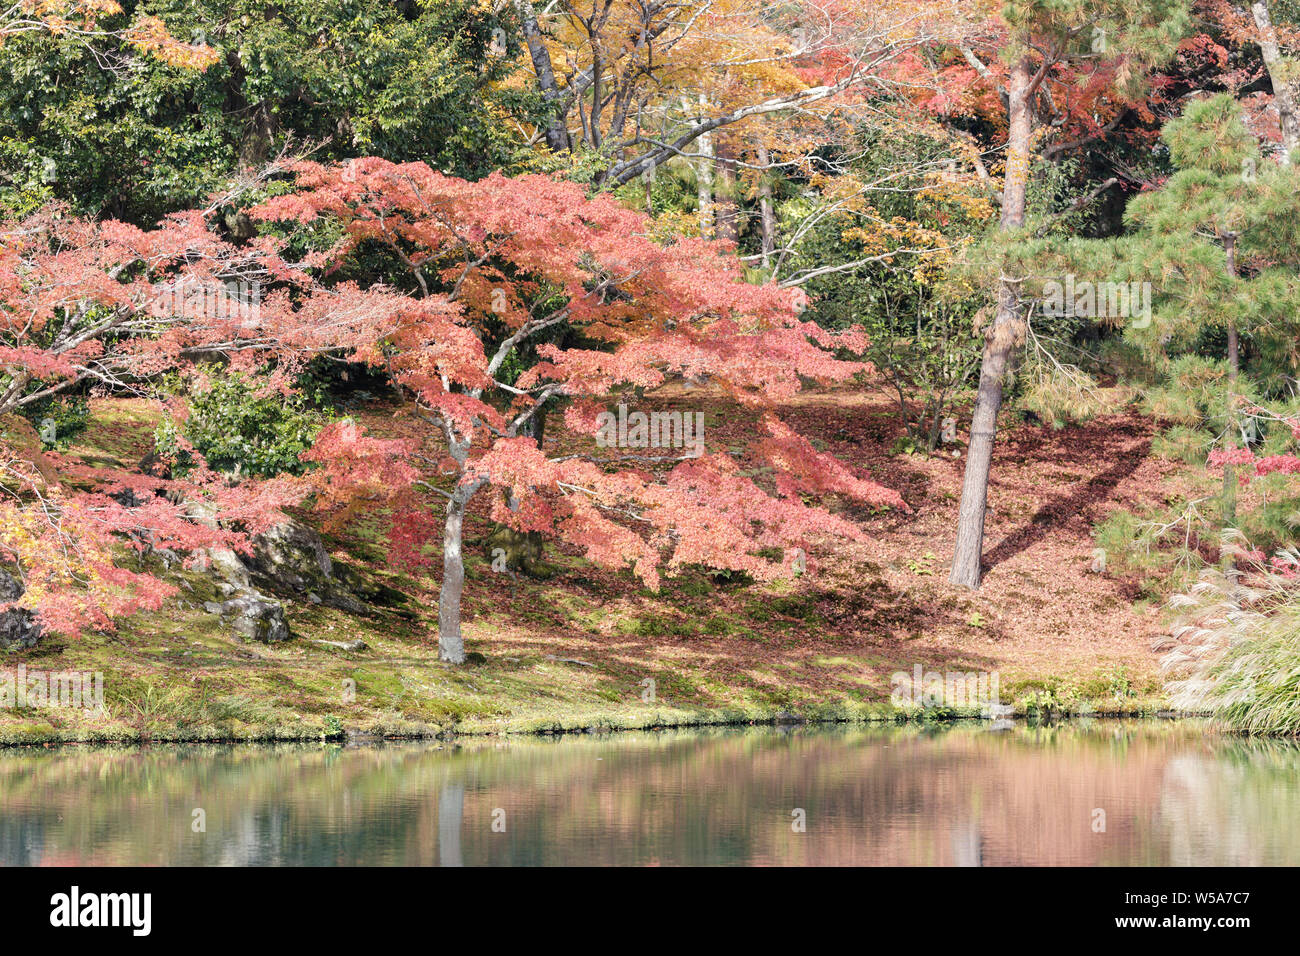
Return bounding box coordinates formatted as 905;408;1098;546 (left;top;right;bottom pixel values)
1;720;1297;865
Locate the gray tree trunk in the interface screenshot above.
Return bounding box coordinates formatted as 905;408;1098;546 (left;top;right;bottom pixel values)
757;145;777;269
438;485;474;663
715;146;740;243
1253;1;1300;163
516;0;571;153
690;95;716;236
950;57;1035;589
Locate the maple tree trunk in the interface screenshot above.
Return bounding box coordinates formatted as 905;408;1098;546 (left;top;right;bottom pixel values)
1253;1;1300;163
757;145;777;269
439;485;474;663
950;56;1034;590
715;147;740;243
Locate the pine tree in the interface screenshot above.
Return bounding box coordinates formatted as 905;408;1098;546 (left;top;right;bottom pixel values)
948;0;1192;588
1120;94;1300;573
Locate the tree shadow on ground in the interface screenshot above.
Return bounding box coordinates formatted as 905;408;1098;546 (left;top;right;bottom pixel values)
982;423;1151;574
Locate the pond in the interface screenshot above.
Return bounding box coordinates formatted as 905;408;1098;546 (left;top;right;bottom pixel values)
1;720;1297;866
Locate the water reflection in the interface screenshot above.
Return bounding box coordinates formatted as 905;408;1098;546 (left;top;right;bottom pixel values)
0;721;1296;866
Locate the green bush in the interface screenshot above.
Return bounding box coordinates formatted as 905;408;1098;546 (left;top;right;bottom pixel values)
19;394;90;449
155;370;329;478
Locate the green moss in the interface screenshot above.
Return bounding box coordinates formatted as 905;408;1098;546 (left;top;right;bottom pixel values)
0;397;1172;750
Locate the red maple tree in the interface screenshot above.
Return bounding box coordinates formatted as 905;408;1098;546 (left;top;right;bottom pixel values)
252;159;909;662
0;202;436;635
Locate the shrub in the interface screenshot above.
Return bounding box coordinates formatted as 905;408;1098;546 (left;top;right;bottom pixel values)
155;369;328;478
19;394;90;449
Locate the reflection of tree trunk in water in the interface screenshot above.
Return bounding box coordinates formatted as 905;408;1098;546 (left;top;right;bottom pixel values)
438;783;464;867
951;820;983;867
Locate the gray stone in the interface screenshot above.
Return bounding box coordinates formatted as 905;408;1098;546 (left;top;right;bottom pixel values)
218;593;290;644
248;519;364;612
0;568;41;650
249;519;332;591
192;547;253;591
312;638;367;652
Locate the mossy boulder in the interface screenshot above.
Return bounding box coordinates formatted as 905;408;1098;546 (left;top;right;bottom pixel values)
481;525;553;579
207;593;290;643
247;519;364;611
0;568;41;650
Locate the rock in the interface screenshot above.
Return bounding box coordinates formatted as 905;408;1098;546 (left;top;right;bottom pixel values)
0;568;41;650
247;519;365;612
250;519;332;586
192;547;253;591
482;525;552;579
184;507;364;621
110;487;144;508
218;593;290;644
543;654;593;667
312;638;367;652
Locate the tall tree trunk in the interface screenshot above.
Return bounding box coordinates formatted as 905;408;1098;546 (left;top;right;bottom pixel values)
1223;234;1241;587
516;0;571;153
757;144;777;269
438;436;486;663
644;164;656;216
438;487;471;663
715;146;740;243
225;49;275;172
1253;1;1300;163
691;95;716;236
950;57;1035;589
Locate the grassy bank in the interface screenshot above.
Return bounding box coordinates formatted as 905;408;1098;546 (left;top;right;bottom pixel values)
0;574;1171;746
0;387;1181;747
